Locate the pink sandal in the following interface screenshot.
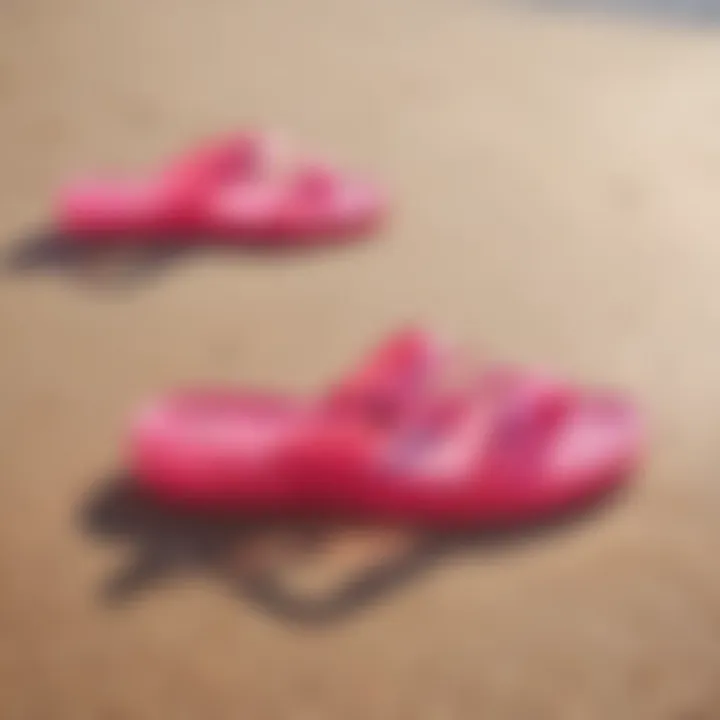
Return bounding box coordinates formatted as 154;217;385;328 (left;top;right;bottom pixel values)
129;329;641;526
56;132;385;242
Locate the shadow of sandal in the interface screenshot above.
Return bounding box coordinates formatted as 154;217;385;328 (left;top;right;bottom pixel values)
6;226;372;290
78;472;629;625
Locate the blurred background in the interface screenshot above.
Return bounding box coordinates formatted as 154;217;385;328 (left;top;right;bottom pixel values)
2;0;720;718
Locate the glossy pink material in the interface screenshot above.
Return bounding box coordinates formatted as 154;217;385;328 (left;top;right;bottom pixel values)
56;133;385;241
130;330;642;526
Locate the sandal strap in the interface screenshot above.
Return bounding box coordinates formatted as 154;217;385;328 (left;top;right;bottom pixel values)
160;132;275;213
333;331;579;478
328;330;575;448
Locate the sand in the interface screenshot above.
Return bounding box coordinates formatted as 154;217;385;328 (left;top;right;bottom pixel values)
1;0;720;718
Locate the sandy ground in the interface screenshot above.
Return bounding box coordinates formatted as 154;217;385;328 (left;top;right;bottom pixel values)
2;0;720;718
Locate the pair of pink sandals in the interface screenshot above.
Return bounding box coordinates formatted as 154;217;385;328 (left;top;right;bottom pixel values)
58;133;642;527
